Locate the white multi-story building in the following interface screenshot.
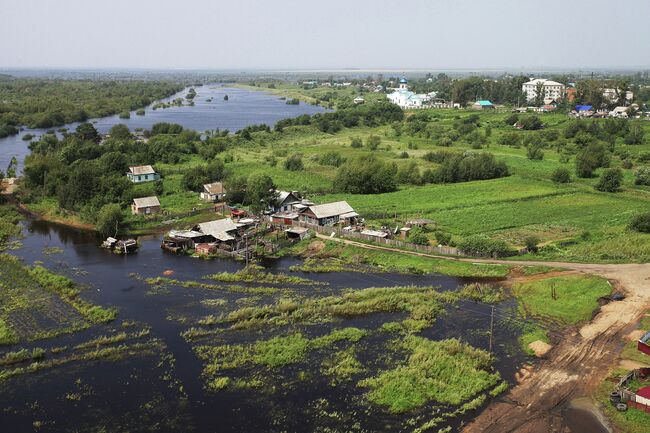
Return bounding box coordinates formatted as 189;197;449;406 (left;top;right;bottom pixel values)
522;78;566;103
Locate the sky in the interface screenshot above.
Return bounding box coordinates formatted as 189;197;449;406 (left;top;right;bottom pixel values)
1;0;649;70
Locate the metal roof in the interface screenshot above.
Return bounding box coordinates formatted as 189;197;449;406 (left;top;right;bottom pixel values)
197;218;238;239
203;182;225;194
129;165;156;175
132;196;160;208
360;230;388;238
476;100;494;106
308;201;355;219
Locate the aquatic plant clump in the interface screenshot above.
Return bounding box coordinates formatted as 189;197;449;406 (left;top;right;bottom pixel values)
358;336;501;413
204;265;322;286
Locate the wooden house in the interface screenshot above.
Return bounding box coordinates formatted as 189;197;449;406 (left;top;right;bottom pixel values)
200;182;226;202
299;201;358;227
127;165;160;183
132;196;161;215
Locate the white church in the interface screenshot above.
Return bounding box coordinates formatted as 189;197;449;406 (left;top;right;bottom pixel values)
387;78;431;109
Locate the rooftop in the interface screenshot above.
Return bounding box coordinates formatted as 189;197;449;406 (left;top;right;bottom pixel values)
203;182;225;194
308;201;355;219
129;165;156;175
132;196;160;208
524;78;565;87
197;218;238;238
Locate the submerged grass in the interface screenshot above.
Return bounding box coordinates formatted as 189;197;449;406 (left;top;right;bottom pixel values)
512;274;611;324
358;336;500;413
204;265;321;286
145;276;283;295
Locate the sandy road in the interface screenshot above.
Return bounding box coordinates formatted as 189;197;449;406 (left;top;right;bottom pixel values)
315;234;650;432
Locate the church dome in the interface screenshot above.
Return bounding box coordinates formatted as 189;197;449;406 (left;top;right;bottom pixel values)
399;78;408;84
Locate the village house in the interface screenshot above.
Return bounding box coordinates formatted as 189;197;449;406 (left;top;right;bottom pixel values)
200;182;226;202
609;106;630;118
132;196;161;215
271;191;302;213
195;218;239;243
471;100;495;110
522;78;566;102
299;201;358;227
127;165;160;183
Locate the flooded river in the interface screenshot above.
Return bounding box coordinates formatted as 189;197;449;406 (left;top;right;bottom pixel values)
0;84;329;174
0;218;531;432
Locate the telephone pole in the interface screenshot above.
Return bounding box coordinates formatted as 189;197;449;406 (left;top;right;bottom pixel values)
488;305;495;355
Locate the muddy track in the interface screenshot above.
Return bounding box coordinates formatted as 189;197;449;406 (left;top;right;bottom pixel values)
315;235;650;432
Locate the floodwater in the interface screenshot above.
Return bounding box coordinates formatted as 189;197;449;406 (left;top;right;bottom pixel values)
0;84;329;174
0;218;531;432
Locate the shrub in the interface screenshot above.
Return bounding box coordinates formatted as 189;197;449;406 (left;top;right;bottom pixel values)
318;151;345;167
622;159;633;169
524;236;540;253
350;137;363;148
520;116;543;130
366;135;381;150
551;167;571;184
498;132;520;147
398;151;409;159
96;204;123;237
458;235;512;257
504;114;519;126
284;154;304;171
634;167;650;186
434;230;452;246
595;168;623;192
526;145;544;160
629;212;650;233
396;161;422;185
408;227;429;245
335;155;397;194
575;142;609;178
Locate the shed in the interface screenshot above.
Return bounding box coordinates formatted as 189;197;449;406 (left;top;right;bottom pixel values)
360;229;389;240
132;196;161;215
285;227;311;240
195;243;218;256
472;100;494;110
196;218;239;243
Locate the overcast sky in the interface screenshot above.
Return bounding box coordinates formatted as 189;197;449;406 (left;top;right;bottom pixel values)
1;0;649;70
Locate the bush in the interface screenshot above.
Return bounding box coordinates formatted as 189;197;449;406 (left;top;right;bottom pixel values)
96;204;123;237
504;114;519;126
335;155;397;194
399;151;409;159
408;227;429;245
350;137;363;148
575;142;609;178
634;167;650;186
629;212;650;233
366;135;381;150
551;167;571;184
396;161;422;185
524;236;540;253
434;230;452;246
318;151;346;167
458;235;512;257
520;116;543;130
595;168;623;192
284;154;304;171
118;111;130;119
526;145;544;160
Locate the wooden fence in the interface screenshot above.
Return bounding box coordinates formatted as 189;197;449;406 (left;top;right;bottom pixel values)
287;220;462;257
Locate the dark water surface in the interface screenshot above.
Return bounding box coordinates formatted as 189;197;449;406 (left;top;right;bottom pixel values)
0;85;329;174
0;219;531;432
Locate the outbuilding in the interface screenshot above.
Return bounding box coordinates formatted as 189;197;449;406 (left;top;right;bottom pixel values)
132;196;161;215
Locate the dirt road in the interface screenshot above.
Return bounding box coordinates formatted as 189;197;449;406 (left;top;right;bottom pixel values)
316;234;650;432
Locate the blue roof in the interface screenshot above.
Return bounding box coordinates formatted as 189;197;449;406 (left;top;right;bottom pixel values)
476;100;493;106
576;105;593;111
399;78;408;84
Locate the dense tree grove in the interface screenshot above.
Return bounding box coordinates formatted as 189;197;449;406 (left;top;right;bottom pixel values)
335;156;398;194
422;151;509;184
0;76;183;135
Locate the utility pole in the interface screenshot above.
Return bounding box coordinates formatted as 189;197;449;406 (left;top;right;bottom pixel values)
245;234;249;267
488;305;495;355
